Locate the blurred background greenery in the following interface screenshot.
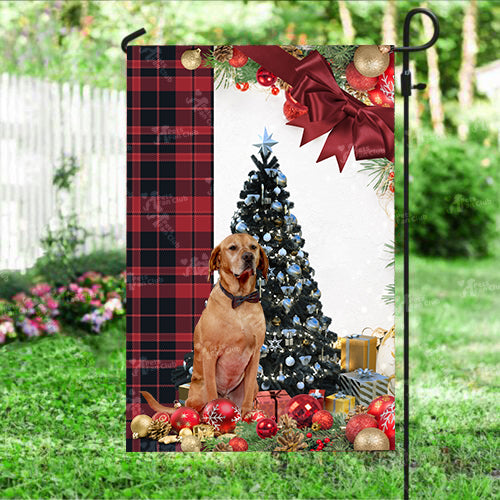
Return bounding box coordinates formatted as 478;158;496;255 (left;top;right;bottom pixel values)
0;0;498;268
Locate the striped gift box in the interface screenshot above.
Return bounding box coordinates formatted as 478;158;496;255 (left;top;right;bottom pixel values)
339;369;388;406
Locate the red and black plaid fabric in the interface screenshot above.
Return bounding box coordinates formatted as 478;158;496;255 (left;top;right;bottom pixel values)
126;46;213;452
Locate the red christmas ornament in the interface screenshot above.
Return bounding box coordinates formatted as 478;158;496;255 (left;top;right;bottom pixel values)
170;407;200;432
201;398;241;434
283;90;308;122
228;47;248;68
243;409;267;423
256;67;277;87
229;436;249;451
345;62;378;91
345;413;377;443
367;395;395;421
285;394;322;428
152;412;170;424
378;401;395;450
312;410;334;430
306;432;312;438
256;417;278;439
368;54;395;108
271;85;280;96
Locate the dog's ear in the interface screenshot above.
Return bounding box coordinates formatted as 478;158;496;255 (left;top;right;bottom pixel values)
207;244;221;282
258;245;269;280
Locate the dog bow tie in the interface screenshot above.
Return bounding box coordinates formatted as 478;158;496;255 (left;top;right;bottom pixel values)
219;283;260;309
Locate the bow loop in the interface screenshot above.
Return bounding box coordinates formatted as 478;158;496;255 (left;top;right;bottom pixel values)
355;368;374;379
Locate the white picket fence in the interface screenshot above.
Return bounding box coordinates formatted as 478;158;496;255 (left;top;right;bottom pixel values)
0;73;126;271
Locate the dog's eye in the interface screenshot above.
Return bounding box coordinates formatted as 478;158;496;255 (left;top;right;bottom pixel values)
229;245;237;250
251;244;257;250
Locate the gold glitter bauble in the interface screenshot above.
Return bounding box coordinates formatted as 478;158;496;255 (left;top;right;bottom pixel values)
181;48;202;70
179;427;193;437
130;414;152;439
181;435;202;452
354;45;390;78
353;428;390;451
272;316;281;326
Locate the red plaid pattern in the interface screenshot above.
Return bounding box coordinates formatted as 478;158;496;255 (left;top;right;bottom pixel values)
126;46;213;452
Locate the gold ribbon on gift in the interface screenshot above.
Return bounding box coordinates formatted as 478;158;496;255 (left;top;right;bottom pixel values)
362;325;395;348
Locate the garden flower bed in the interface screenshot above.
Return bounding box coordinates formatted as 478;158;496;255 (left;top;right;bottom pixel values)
0;271;125;345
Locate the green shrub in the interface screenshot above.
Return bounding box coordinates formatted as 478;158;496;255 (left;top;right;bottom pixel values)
35;249;126;285
0;270;36;299
395;131;498;257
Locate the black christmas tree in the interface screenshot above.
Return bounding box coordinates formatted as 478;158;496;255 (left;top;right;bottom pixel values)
229;130;341;396
172;130;341;398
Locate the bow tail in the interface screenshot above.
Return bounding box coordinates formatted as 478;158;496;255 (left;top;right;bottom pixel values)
317;117;355;171
354;113;395;163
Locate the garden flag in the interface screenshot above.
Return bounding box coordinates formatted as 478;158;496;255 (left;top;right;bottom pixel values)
126;45;395;452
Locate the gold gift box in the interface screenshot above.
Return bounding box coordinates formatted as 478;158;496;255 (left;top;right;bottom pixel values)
340;335;377;371
325;393;355;414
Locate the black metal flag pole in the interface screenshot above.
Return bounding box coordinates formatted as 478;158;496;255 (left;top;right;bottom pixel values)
122;10;440;498
394;8;439;500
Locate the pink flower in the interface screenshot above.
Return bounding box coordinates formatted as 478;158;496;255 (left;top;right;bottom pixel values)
38;304;48;315
69;283;79;292
30;283;51;297
57;286;66;294
90;299;101;307
46;298;59;310
12;292;27;303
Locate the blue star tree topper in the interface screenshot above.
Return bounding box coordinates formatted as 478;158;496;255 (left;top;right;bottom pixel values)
253;128;278;156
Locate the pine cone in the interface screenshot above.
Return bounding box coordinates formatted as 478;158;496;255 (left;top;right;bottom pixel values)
274;430;307;452
345;405;368;423
344;83;371;106
277;77;291;92
147;420;172;440
214;45;233;63
213;442;232;452
281;45;304;60
278;414;298;430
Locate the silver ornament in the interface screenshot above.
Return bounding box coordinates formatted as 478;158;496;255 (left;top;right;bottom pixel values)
281;285;294;295
244;194;260;205
305;317;320;332
297;250;304;258
273;187;281;196
278;248;287;257
277;271;285;282
285;355;295;367
277;172;287;187
235;221;249;233
271;201;283;212
282;328;297;338
305;375;314;384
312;289;321;299
299;355;312;366
297;381;305;390
287;264;301;278
263;233;272;242
261;378;270;391
253;213;261;222
282;298;292;313
307;304;317;314
292;315;301;326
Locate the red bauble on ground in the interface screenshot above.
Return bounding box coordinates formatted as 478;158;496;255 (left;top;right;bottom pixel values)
367;395;395;421
152;412;170;424
256;417;278;439
228;47;248;68
256;67;277;87
312;410;334;430
201;398;241;434
345;413;377;443
243;410;267;423
170;407;200;432
368;87;394;108
378;401;395;450
285;394;322;428
229;436;249;451
345;62;378;91
283;90;308;122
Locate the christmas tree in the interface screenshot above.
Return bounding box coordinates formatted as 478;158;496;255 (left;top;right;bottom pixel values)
173;130;341;398
229;130;340;396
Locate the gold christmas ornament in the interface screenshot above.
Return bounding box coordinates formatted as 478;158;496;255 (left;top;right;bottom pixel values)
158;435;179;445
180;435;202;452
354;45;390;78
378;45;391;54
179;427;193;437
130;414;152;439
353;427;390;451
181;48;202;70
311;422;321;432
193;424;215;441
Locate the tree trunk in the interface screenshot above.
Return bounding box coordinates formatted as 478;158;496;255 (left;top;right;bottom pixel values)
382;0;397;45
338;1;355;44
458;0;478;140
422;6;445;136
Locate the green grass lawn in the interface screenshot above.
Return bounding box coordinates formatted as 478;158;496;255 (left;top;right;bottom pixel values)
1;256;498;499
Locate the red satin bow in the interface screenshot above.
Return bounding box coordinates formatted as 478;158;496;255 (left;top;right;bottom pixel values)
235;46;394;172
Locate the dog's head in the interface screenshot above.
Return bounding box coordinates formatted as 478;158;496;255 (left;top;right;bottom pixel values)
208;233;269;282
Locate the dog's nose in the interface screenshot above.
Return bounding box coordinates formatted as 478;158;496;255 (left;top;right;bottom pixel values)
242;252;254;263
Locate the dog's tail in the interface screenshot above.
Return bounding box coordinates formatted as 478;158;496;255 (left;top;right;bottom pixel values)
140;391;175;414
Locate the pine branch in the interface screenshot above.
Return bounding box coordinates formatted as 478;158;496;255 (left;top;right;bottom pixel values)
384;240;395;268
382;283;395;305
359;159;394;195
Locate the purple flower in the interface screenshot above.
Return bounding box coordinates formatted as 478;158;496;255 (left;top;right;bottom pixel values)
20;319;40;338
